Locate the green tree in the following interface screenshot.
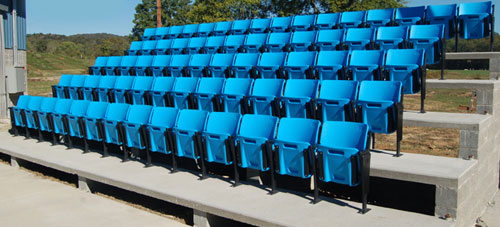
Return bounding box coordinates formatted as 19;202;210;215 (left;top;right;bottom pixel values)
56;41;81;57
131;0;192;41
97;37;130;56
186;0;262;23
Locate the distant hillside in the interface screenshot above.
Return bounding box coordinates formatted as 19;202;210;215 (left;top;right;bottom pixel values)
26;33;130;96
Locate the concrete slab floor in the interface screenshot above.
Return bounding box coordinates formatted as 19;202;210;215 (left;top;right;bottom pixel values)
0;162;188;227
478;190;500;227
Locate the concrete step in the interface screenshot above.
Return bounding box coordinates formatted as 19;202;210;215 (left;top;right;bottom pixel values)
0;132;451;227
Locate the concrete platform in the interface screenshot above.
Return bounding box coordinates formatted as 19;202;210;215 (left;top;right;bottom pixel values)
0;132;451;227
403;111;490;130
446;52;500;60
427;79;498;90
0;162;187;227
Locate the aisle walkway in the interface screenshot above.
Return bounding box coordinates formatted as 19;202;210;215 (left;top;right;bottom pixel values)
0;162;187;227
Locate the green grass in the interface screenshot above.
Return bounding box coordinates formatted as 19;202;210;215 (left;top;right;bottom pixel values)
404;88;475;113
427;69;489;80
27;51;93;78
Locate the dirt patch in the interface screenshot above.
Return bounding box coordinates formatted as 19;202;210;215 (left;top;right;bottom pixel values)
375;126;459;157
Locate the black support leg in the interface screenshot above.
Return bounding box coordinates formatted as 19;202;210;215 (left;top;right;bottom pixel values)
359;150;371;214
267;141;277;195
311;147;320;204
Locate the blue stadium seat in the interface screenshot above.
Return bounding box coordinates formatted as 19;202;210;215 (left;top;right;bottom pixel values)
10;95;31;129
366;8;395;27
123;105;153;156
150;77;175;106
395;6;425;25
264;32;292;52
223;35;246;54
270;16;292;32
221;78;253;113
205;36;226;54
357;81;403;156
290;31;317;52
82;101;109;144
242;33;268;53
130;76;154;105
102;103;130;149
168;55;191;77
193;77;225;112
180;24;198;38
458;1;492;39
151;55;172;76
36;97;58;134
315;29;345;51
127;41;143;55
103;56;123;75
170;77;199;109
171;109;209;163
280;79;319;118
248;79;284;116
385;48;426;94
207;53;235;78
65;100;91;145
155;39;173;55
187;54;212;77
315;121;370;210
146;107;179;154
96;76;117;102
427;4;457;39
316;13;341;29
232;53;260;78
112;76;135;103
375;26;408;50
231;19;251;35
167;25;184;39
202;112;241;165
284;52;316;79
291;14;316;31
340;11;366;28
154;27;170;40
139;40;158;55
133;55;154;76
89;57;107;75
118;55;138;76
344;28;376;50
314;51;349;80
348;50;385;81
316;80;358;122
170;38;190;55
48;98;73;137
53;75;72;98
82;76;101;101
24;96;44;131
235;114;278;173
214;21;233;36
142;28;156;40
273;117;320;179
408;24;445;64
67;75;86;100
186;37;207;54
249;18;271;33
197;23;215;37
256;52;287;79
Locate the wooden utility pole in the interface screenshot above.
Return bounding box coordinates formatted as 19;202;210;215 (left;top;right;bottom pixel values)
156;0;162;27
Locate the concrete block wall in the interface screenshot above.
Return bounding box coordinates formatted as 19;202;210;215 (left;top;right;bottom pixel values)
0;49;26;119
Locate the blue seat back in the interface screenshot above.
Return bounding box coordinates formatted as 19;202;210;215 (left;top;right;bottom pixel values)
188;54;212;68
340;11;366;28
120;55;138;67
131;76;154;91
170;38;190;53
155;39;173;52
114;76;135;90
12;95;30;127
349;50;385;67
38;97;58;131
231;20;251;34
106;56;123;67
175;109;208;131
26;96;43;111
155;27;170;38
126;105;153;125
83;76;100;88
266;32;291;50
251;78;284;97
85;102;109;119
427;4;457;18
142;28;156;39
129;41;143;51
285;52;316;67
386;48;425;66
395;6;425;24
149;107;179;127
359;81;401;103
375;26;408;49
205;112;241;135
187;37;207;52
208;53;235;77
459;1;492;16
205;36;226;53
168;25;184;37
93;57;108;67
169;55;191;77
39;97;58;113
316;13;341;29
320;121;367;150
233;53;260;68
181;24;198;37
316;50;349;67
223;78;252;96
197;23;215;36
50;99;73;134
214;21;233;35
69;100;90;116
290;31;317;51
283;79;319;99
276;117;319;144
196;77;225;95
135;55;154;67
15;95;30;109
243;33;268;52
173;77;198;93
345;28;376;49
270;16;292;32
105;103;130;121
224;35;246;50
239;114;278;139
409;24;445;40
291;15;316;31
366;8;395;27
319;80;358;101
141;40;158;51
151;77;175;93
69;75;86;87
57;74;73;86
257;52;287;78
316;29;345;50
97;76;117;89
249;18;271;33
151;55;172;68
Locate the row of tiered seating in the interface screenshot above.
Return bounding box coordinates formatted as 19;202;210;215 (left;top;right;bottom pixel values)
141;2;493;41
10;95;372;212
126;25;444;65
51;76;404;155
